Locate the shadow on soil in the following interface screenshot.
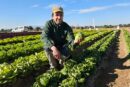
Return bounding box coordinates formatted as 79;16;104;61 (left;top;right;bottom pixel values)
94;54;130;87
94;32;130;87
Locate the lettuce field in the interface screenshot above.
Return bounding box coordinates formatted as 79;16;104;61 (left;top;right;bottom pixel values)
0;28;130;87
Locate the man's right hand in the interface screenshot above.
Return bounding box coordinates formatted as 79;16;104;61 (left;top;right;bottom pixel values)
74;38;82;45
51;46;61;60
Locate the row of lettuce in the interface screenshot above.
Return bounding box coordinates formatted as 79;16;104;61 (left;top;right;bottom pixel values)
123;29;130;55
0;30;114;86
0;31;117;87
0;31;109;63
0;29;107;45
0;35;40;45
0;40;43;63
32;30;119;87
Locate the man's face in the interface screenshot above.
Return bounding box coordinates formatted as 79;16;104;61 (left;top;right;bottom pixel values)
52;12;63;24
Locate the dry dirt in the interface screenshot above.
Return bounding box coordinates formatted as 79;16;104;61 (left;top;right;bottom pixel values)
94;29;130;87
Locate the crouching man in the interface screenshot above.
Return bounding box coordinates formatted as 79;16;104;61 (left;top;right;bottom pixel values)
41;6;81;69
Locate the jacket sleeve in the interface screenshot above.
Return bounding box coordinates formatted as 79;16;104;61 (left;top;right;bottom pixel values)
41;22;54;49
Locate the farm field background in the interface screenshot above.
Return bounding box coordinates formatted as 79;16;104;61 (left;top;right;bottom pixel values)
0;28;130;87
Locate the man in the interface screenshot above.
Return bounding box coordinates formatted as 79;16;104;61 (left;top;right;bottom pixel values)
41;6;80;69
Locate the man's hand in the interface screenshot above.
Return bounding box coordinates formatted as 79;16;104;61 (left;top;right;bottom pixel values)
74;40;81;44
74;32;84;45
51;46;61;60
74;38;82;45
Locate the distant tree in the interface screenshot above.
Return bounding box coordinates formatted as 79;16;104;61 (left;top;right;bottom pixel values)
28;26;33;31
127;24;130;27
85;26;89;29
119;24;123;27
35;27;41;31
104;25;114;28
0;29;5;32
0;28;12;33
8;29;12;32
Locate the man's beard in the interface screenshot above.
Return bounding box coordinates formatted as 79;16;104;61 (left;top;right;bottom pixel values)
56;20;63;24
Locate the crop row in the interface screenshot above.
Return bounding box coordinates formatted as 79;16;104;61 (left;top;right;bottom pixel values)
0;30;112;86
0;34;40;45
0;51;48;85
123;30;130;53
0;40;41;51
0;42;43;63
0;30;111;63
32;30;118;87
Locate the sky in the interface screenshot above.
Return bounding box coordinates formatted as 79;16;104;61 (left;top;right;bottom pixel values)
0;0;130;29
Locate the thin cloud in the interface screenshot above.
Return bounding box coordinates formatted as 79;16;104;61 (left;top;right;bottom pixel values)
74;2;130;14
115;3;130;7
79;6;111;14
31;4;40;8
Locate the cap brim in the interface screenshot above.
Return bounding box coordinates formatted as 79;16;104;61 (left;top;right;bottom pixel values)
53;10;63;13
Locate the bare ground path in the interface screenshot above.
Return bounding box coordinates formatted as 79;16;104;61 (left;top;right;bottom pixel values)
94;29;130;87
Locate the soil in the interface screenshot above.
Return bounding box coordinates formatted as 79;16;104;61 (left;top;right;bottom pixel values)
94;29;130;87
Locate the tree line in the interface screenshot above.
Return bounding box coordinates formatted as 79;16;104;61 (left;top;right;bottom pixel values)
0;23;130;32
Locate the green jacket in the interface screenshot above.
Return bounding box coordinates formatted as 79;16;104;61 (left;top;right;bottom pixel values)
41;19;75;49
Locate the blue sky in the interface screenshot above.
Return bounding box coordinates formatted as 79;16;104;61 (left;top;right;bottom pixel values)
0;0;130;29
